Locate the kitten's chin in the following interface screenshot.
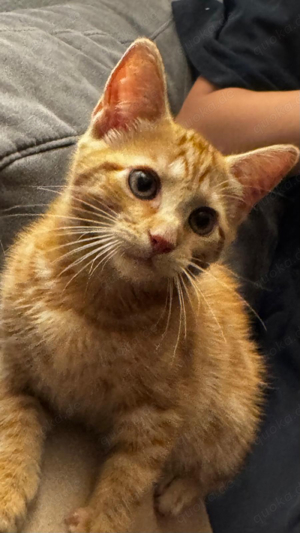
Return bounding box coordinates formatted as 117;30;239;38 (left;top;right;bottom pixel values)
111;251;173;285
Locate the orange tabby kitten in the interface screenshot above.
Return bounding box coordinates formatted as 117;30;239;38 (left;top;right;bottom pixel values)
0;39;298;533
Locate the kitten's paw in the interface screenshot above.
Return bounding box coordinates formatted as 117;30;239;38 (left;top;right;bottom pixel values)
154;477;199;517
0;516;18;533
65;507;91;533
65;507;117;533
0;492;27;533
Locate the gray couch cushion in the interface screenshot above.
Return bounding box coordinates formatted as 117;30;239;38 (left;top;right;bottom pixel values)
0;1;72;12
0;0;192;264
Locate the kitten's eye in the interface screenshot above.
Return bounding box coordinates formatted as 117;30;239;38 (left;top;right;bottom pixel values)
128;169;160;200
189;207;217;236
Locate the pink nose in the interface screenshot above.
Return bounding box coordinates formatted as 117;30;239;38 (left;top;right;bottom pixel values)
149;233;175;255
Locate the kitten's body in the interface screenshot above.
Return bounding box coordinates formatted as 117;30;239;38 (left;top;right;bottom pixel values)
1;213;261;526
0;40;298;533
2;207;262;442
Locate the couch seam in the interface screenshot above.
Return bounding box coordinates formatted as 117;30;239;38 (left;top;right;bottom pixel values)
115;17;174;44
147;16;174;42
0;134;79;173
0;19;174;41
0;28;106;35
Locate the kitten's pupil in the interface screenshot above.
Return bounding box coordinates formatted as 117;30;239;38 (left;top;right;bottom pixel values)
128;168;159;200
137;174;153;192
189;207;217;236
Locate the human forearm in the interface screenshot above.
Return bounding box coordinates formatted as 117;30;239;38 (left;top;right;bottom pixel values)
177;79;300;156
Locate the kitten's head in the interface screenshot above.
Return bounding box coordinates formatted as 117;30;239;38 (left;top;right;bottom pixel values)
67;39;299;285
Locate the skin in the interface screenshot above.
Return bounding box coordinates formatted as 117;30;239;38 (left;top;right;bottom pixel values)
0;40;298;533
177;77;300;172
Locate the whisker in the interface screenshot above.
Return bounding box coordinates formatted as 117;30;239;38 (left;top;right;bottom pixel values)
71;200;116;225
1;198;116;227
63;241;119;291
188;268;228;344
85;244;121;292
214;179;287;200
153;281;171;331
218;265;267;331
178;274;187;339
49;232;114;254
51;230;113;251
0;212;114;228
87;240;120;278
172;273;189;360
88;193;118;218
182;268;199;312
36;185;118;224
160;280;174;345
37;224;113;237
0;240;6;256
50;235;115;265
213;179;233;192
218;194;251;206
172;276;183;361
217;191;243;200
59;239;119;278
27;184;64;189
93;245;121;275
218;264;266;291
190;261;267;331
1;203;51;213
241;184;288;199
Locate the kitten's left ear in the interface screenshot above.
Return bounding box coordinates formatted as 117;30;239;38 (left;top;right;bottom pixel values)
227;144;299;222
91;38;170;139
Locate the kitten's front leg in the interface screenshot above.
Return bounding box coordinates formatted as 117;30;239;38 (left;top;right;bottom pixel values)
66;406;180;533
0;382;47;532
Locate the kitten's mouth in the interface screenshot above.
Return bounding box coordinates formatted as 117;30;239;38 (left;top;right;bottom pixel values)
123;251;153;266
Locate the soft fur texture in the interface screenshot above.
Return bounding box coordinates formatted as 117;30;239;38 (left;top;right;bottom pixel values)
0;39;299;533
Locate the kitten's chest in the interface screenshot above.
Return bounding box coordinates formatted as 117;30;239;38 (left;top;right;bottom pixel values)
29;309;165;424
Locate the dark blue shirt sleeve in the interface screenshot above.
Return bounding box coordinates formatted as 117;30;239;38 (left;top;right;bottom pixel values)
172;0;300;91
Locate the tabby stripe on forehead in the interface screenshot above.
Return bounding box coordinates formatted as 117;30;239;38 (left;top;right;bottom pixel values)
76;162;123;184
198;166;211;184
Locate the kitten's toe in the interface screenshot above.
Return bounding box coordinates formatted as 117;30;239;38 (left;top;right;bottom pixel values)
65;507;91;533
0;516;18;533
154;477;200;517
0;493;27;533
154;473;175;498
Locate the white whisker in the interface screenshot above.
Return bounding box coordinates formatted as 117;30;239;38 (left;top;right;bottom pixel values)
63;240;119;291
190;261;267;331
188;267;227;344
50;235;115;266
178;274;187;339
172;274;186;361
181;269;198;313
160;280;174;345
59;238;119;279
49;232;114;253
93;245;121;275
36;185;118;224
85;244;121;292
0;212;114;228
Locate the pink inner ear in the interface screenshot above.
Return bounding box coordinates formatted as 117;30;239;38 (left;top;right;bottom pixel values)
230;162;267;209
230;146;299;217
92;41;167;137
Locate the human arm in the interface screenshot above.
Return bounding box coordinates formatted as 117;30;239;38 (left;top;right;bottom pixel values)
177;77;300;155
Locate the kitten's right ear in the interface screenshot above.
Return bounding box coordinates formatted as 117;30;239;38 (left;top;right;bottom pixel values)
91;38;170;139
227;144;299;223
